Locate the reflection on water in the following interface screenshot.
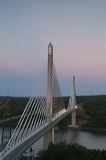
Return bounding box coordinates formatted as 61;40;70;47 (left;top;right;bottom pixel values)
55;129;106;150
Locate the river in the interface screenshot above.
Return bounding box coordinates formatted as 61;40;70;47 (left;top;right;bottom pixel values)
0;128;106;151
55;129;106;150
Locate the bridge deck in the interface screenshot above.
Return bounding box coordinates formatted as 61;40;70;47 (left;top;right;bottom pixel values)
0;109;71;160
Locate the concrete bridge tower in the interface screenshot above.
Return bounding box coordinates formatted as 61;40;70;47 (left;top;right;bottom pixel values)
71;76;77;127
43;43;54;149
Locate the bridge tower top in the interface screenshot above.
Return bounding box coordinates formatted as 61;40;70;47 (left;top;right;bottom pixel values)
48;42;53;54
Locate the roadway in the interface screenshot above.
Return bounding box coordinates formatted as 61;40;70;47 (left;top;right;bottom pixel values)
0;109;71;160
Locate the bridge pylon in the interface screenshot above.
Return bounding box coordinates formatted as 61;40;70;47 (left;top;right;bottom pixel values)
43;42;54;149
71;76;77;127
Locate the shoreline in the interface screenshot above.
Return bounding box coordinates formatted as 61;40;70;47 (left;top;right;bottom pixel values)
63;127;106;134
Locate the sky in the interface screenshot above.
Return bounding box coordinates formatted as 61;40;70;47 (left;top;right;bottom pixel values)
0;0;106;96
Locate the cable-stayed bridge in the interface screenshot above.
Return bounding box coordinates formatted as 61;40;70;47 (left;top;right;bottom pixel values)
0;43;78;160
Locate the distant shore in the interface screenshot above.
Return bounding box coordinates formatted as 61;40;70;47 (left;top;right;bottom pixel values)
65;126;106;134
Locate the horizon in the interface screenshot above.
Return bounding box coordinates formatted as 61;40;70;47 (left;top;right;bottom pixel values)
1;94;106;98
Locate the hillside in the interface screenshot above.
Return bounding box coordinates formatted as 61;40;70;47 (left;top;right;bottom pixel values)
58;95;106;129
0;95;106;129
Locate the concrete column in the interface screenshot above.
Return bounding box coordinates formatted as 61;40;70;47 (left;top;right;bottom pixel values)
71;76;77;127
47;42;53;122
43;43;54;149
71;109;76;127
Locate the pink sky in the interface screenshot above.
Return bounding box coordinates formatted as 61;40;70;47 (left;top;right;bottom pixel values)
0;0;106;96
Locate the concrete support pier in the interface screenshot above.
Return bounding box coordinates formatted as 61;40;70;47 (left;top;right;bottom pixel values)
71;76;77;127
43;43;54;149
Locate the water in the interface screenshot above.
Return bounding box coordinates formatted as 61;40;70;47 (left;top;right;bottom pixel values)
55;129;106;150
0;128;106;151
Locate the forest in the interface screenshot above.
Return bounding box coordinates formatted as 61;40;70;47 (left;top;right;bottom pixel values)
0;95;106;129
77;95;106;129
58;95;106;129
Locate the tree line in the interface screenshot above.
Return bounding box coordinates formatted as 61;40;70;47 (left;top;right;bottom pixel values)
36;142;106;160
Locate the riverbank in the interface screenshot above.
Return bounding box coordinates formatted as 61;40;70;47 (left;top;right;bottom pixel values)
67;126;106;134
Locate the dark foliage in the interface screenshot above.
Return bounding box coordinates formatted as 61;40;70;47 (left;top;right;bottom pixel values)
0;95;106;129
77;95;106;128
36;142;106;160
